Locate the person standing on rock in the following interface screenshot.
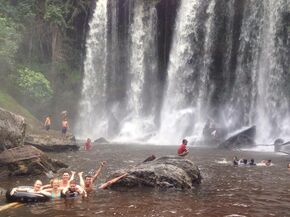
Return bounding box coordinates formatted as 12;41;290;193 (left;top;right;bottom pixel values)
178;139;189;156
61;118;69;138
44;115;51;131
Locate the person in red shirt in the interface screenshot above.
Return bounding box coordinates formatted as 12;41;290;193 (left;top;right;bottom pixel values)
84;138;92;151
178;139;189;156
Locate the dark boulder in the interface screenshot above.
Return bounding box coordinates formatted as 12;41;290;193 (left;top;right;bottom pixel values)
274;140;290;154
218;126;256;149
24;134;79;152
0;145;67;176
94;137;109;144
107;156;201;190
0;107;26;150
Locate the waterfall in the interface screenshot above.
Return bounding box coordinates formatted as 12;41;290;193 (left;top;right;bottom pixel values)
76;0;289;145
225;0;290;143
116;1;159;141
76;0;108;139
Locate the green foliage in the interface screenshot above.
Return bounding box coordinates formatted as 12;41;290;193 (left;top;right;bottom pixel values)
0;15;20;63
44;1;68;29
16;67;53;103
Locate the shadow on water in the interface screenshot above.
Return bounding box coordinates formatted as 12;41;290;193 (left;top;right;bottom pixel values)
1;144;290;217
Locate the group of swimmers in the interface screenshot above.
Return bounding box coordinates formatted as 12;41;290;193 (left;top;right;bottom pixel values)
10;162;128;200
233;156;272;166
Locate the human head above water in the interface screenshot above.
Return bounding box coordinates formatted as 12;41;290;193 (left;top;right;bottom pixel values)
34;180;42;191
182;139;188;145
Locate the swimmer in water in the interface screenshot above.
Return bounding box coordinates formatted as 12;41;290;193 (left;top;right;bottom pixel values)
59;171;75;188
78;161;106;193
249;158;256;166
43;179;63;199
10;180;50;196
62;180;87;198
260;160;272;166
233;156;239;166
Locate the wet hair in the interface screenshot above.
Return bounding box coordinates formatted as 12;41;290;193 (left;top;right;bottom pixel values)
243;159;247;164
182;139;188;144
250;159;255;163
85;175;93;179
70;180;77;185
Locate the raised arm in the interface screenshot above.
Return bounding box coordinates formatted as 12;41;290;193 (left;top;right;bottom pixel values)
92;161;106;182
78;172;85;188
69;171;76;183
99;173;128;189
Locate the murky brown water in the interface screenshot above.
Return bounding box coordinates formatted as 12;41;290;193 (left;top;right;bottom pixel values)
0;144;290;217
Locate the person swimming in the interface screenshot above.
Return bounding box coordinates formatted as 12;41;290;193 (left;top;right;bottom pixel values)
62;180;87;198
249;158;256;166
10;180;50;197
233;156;239;166
260;160;272;166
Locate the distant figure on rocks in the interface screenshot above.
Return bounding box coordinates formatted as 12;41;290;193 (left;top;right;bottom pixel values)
84;138;92;151
62;118;69;138
44;115;51;131
178;139;189;156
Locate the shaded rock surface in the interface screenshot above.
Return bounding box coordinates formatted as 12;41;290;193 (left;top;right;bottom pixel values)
0;107;26;150
107;156;201;190
94;137;109;144
274;140;290;154
25;134;79;152
0;145;67;176
218;126;256;149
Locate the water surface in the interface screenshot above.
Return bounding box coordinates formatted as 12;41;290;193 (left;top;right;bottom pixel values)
0;144;290;217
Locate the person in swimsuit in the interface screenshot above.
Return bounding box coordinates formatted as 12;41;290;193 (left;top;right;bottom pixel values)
78;161;106;193
10;180;50;197
43;179;62;199
62;180;87;198
61;118;69;138
44;115;51;131
59;171;75;188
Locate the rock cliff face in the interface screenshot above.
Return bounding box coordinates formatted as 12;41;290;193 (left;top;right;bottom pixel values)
0;108;67;176
0;107;26;150
108;156;201;190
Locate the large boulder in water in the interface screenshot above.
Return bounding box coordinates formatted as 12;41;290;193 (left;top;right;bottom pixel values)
107;156;201;190
218;126;256;149
0;145;67;176
0;107;26;150
24;134;79;152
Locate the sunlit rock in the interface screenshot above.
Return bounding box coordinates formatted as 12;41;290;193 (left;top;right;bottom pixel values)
107;156;201;190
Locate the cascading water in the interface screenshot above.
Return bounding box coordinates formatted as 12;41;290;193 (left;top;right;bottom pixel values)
76;0;108;139
77;0;289;146
118;1;159;141
225;0;290;143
